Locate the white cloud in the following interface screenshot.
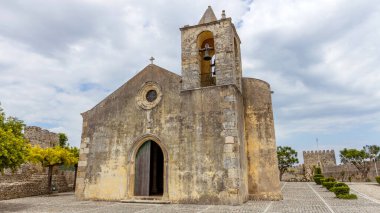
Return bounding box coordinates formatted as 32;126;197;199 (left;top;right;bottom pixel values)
0;0;379;151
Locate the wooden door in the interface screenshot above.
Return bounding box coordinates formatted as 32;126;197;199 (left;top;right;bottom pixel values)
134;141;151;196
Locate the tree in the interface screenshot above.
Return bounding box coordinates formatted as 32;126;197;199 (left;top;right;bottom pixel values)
277;146;299;181
28;145;78;193
58;133;68;148
0;105;30;174
340;148;372;179
68;146;79;190
364;145;380;177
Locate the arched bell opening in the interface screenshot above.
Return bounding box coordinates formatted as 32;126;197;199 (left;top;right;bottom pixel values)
197;31;216;87
134;140;164;196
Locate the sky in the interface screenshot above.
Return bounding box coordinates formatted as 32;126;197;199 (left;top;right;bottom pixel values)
0;0;379;163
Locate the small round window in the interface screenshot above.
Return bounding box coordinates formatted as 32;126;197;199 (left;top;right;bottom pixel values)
146;90;157;102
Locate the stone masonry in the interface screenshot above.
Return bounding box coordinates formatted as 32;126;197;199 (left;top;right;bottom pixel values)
24;126;59;148
76;6;281;205
303;150;336;169
0;126;74;200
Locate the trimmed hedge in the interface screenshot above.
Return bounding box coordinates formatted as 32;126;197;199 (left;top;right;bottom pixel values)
334;182;348;188
337;194;358;199
334;186;350;196
318;178;325;185
376;176;380;184
330;182;349;192
325;177;336;182
314;174;324;185
323;182;336;190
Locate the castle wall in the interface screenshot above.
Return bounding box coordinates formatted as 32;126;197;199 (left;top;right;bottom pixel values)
24;126;59;148
242;78;282;200
303;150;336;171
177;84;248;205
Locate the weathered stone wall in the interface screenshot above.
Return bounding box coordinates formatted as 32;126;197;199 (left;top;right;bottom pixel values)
178;84;248;204
243;78;282;200
76;65;182;201
0;174;72;200
77;7;281;205
76;66;250;205
322;162;380;182
24;126;59;148
180;18;242;92
303;150;336;171
0;126;74;200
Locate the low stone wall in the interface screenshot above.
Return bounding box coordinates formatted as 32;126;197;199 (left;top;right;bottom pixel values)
0;174;73;200
322;163;380;182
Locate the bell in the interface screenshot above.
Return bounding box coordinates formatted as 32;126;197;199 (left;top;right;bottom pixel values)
203;50;212;61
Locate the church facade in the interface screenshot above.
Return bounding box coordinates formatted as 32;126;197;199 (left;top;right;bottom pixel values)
75;7;282;205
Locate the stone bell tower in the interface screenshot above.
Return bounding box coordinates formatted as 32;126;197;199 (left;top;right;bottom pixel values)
177;6;249;205
180;6;242;91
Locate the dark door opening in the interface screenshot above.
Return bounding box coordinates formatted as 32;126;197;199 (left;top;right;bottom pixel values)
134;140;164;196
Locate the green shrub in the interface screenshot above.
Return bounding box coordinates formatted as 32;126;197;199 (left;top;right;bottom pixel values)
376;176;380;184
313;174;324;185
334;182;348;188
334;186;350;196
314;167;322;175
325;177;336;182
324;182;336;190
317;178;326;185
337;194;358;199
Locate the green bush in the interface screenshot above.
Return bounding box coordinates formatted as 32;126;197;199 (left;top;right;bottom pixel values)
334;182;348;188
313;174;324;185
376;176;380;184
314;167;322;175
337;194;358;199
334;186;350;196
317;177;325;185
325;177;336;182
323;182;336;190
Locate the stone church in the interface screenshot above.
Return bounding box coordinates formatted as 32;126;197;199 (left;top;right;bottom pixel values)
76;7;282;205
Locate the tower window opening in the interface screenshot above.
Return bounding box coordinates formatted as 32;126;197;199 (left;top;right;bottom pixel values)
197;31;215;87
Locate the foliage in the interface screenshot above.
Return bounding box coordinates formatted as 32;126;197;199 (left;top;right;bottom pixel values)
333;186;350;196
363;145;380;160
340;148;371;179
376;176;380;184
314;167;322;175
277;146;299;180
334;182;348;188
0;105;30;174
337;194;358;199
28;146;78;167
323;182;336;190
313;174;324;185
58;133;68;148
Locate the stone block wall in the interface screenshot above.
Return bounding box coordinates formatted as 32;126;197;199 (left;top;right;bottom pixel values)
24;126;59;148
303;150;336;170
0;174;73;200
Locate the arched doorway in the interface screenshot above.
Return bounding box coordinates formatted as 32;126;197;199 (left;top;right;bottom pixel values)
134;140;164;196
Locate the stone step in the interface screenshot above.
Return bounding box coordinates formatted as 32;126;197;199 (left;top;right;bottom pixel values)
120;198;171;204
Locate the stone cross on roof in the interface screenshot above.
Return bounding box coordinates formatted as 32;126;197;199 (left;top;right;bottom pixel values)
149;56;155;64
198;6;217;24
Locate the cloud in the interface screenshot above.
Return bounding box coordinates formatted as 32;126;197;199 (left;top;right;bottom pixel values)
0;0;379;157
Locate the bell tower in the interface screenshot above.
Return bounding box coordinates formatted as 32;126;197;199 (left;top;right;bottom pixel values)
180;6;242;91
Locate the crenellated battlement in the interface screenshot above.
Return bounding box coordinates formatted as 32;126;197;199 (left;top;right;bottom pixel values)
303;150;335;155
303;149;336;168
